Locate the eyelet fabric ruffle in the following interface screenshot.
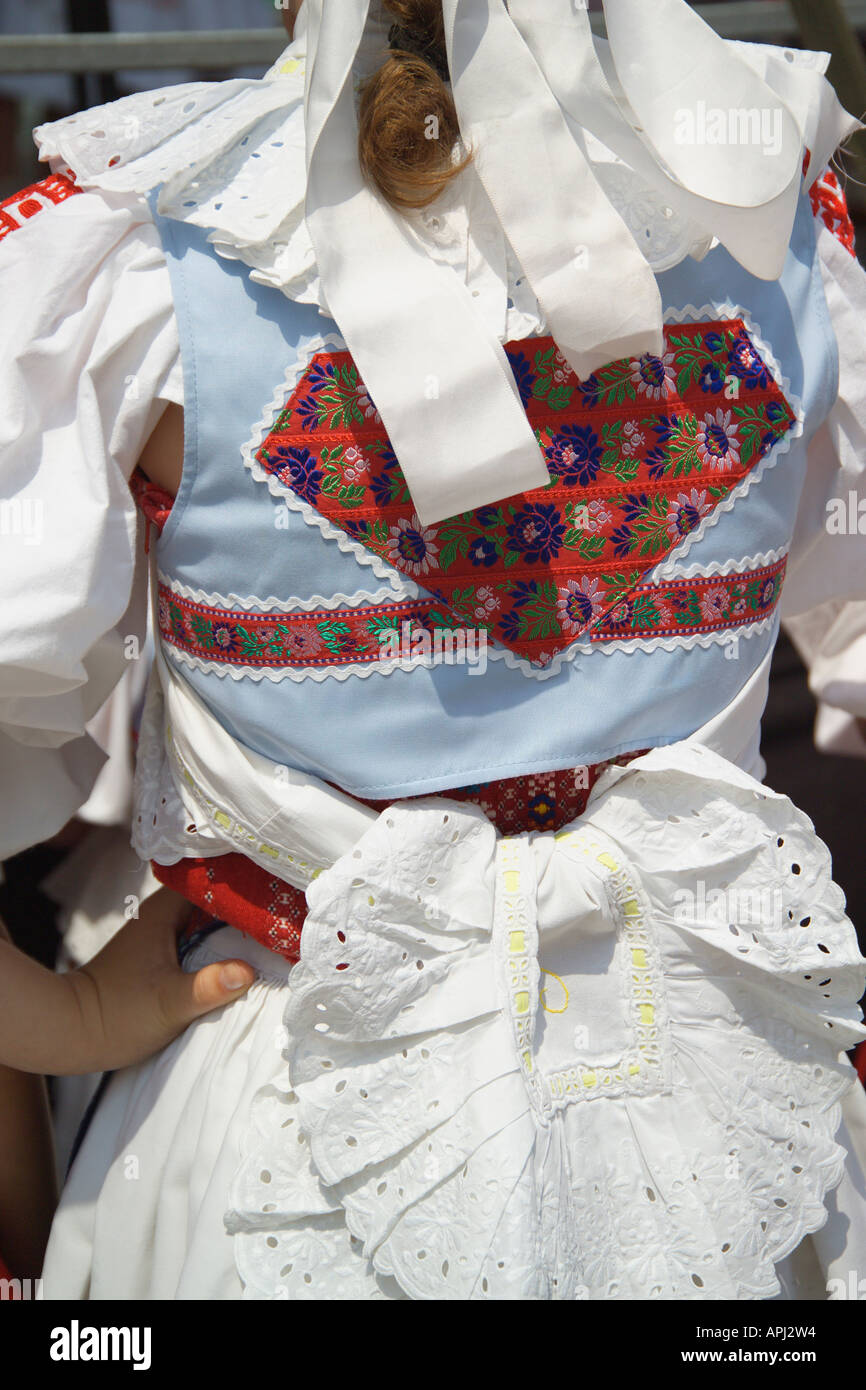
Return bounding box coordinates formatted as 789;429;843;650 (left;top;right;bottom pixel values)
228;741;866;1300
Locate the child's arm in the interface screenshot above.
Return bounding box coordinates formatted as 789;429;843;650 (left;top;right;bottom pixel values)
0;1055;56;1279
0;889;256;1075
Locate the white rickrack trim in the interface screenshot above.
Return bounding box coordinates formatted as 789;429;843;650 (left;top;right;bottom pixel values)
157;569;416;612
239;330;419;597
649;302;805;580
160;613;779;687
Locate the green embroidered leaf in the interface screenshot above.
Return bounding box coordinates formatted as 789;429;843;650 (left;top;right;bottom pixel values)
337;485;366;509
631;594;661;629
189;613;215;649
234;625;267;658
578;534;606;560
601;570;642;605
546;385;574;412
316;620;353;654
613;454;641;482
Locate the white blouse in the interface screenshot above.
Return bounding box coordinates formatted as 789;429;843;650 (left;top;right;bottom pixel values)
0;47;864;861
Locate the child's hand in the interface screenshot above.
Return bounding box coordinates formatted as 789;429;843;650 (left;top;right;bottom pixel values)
64;889;258;1073
0;889;257;1075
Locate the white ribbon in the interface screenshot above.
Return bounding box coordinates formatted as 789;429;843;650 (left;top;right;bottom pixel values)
299;1;858;522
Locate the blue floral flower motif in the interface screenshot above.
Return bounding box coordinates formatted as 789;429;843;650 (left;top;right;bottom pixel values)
757;577;778;609
343;520;369;541
606;599;634;630
620;493;651;524
758;430;778;459
269;445;323;503
610;525;635;559
510;579;543;610
548;425;603;487
508;351;535;408
766;400;787;424
704;332;725;354
296;394;323;432
468;536;499;567
700;362;726;395
727;332;771;389
645;446;669;481
506;504;565;564
475;504;503;528
652;415;682;446
499;610;524;644
578;374;601;409
211;623;240;655
371;470;400;507
305;360;339;393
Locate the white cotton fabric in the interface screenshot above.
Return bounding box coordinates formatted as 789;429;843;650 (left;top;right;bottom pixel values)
781;221;866;757
40;742;866;1301
0;187;181;857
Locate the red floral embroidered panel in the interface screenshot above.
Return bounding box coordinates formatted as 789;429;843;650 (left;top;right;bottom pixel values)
158;557;786;672
0;172;80;242
254;320;796;665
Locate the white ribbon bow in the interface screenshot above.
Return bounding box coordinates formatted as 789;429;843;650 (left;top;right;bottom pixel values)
300;0;857;524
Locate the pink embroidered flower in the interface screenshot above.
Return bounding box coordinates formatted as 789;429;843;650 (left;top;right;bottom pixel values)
474;585;501;621
158;595;170;630
386;515;439;577
557;576;606;635
698;584;730;624
731;597;747;617
621;420;646;457
552;350;572;385
587;499;613;531
630;351;676;401
342;445;368;483
666;489;713;541
286;627;325;659
654;598;674;625
697;409;741;470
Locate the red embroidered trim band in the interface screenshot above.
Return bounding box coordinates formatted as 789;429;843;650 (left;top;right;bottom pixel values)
157;556;787;673
0;172;80;242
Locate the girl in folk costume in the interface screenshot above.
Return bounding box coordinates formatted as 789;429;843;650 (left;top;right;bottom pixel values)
2;0;866;1299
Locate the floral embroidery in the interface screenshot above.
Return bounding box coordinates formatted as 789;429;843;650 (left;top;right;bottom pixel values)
386;514;439;576
157;557;787;674
804;151;857;258
0;172;80;242
254;320;796;664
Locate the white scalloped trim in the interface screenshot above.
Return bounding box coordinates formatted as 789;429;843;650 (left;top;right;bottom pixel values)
157;570;416;612
161;612;779;686
649;302;804;579
239;330;420;596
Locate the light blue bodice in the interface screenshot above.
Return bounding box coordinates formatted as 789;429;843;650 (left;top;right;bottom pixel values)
152;189;836;798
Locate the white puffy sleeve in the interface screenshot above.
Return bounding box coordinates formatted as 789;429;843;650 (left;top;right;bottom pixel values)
780;213;866;760
0;183;182;858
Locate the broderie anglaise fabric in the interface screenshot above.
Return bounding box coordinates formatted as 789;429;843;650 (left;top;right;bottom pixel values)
226;742;866;1301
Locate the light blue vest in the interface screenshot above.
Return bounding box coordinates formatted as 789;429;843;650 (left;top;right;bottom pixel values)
152;190;836;799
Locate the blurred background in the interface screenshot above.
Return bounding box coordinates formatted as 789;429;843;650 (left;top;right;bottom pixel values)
0;0;864;978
